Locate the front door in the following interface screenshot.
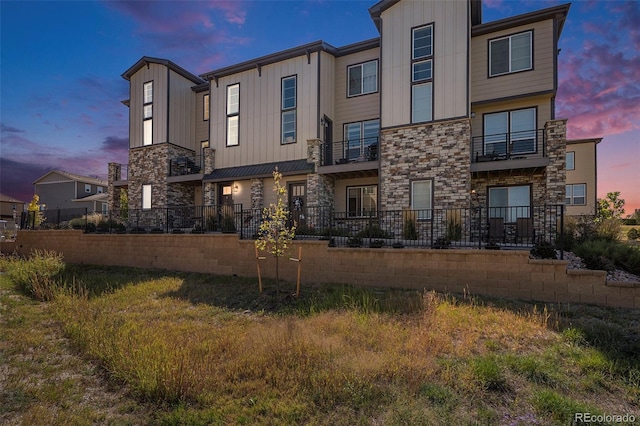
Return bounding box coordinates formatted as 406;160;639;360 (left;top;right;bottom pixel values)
288;182;306;229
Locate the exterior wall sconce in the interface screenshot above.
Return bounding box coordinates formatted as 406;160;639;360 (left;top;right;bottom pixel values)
233;184;239;193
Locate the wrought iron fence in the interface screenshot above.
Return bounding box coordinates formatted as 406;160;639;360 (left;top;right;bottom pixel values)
19;204;565;256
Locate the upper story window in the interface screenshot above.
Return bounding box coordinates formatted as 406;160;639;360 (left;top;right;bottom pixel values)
281;76;296;144
97;186;104;194
203;94;210;121
489;31;532;77
226;84;239;147
348;60;378;97
484;107;536;156
143;81;153;146
344;119;379;161
412;24;434;123
566;151;575;170
85;184;91;193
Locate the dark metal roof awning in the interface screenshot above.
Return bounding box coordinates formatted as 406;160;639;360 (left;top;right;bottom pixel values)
203;159;313;183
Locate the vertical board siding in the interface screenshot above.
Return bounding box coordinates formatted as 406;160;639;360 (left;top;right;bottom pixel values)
195;91;210;145
168;70;196;151
210;54;319;170
129;63;168;148
380;0;468;127
471;19;555;102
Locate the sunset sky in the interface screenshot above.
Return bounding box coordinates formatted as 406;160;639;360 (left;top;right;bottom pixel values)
1;0;638;214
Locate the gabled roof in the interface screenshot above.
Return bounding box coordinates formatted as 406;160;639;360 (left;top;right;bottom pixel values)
33;170;107;186
472;3;570;38
567;138;602;146
200;38;380;82
121;56;205;84
203;159;314;183
0;193;24;203
72;193;109;202
369;0;482;31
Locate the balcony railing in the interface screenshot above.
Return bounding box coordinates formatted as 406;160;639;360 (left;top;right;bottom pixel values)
471;129;545;163
169;154;202;177
322;137;378;166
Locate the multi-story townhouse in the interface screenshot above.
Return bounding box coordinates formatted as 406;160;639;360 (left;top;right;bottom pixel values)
110;0;578;239
565;138;600;216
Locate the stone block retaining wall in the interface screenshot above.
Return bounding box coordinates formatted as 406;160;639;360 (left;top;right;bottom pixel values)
2;231;639;309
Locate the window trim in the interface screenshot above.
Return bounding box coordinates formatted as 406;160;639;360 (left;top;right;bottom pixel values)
226;83;239;147
281;75;297;144
343;118;380;161
565;183;586;206
347;59;379;98
97;186;104;194
488;30;533;78
566;151;575;171
487;184;532;223
482;106;538;156
346;184;378;218
143;80;153;146
142;184;152;210
411;23;434;124
410;178;434;220
203;94;210;121
85;184;91;193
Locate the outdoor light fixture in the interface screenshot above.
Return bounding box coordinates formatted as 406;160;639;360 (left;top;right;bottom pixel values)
233;184;239;193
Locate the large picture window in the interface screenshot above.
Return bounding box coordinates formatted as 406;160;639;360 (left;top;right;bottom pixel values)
226;84;239;146
142;184;152;210
281;76;296;144
411;180;433;219
489;185;530;222
347;185;377;217
348;60;378;97
489;31;532;77
565;184;586;206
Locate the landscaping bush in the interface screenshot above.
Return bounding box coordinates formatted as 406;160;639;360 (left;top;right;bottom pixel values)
6;250;66;301
595;218;622;242
627;228;639;241
347;236;363;247
530;241;557;259
68;217;86;229
573;239;640;275
356;223;391;239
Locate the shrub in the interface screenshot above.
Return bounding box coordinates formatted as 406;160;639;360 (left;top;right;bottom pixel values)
403;210;418;240
627;228;639;241
530;241;557;259
369;239;385;248
595;218;622;242
221;214;236;233
6;250;66;301
68;217;86;229
356;223;391;239
573;239;640;275
347;236;363;247
433;237;450;249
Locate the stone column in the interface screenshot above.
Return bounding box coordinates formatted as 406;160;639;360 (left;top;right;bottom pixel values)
203;148;216;206
544;119;568;206
107;162;121;212
251;179;264;211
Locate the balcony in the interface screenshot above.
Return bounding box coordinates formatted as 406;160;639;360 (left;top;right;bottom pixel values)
470;129;548;174
168;155;203;182
317;137;379;178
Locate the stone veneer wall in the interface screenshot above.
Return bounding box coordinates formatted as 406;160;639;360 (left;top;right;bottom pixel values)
7;231;640;309
379;119;472;211
544;119;567;205
107;162;122;212
306;139;335;209
251;179;264;210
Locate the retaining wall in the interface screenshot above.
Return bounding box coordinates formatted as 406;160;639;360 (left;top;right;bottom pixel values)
2;231;639;308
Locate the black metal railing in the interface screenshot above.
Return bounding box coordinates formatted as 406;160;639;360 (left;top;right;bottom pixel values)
322;137;378;166
471;129;545;163
169;154;202;177
19;204;565;257
113;163;128;181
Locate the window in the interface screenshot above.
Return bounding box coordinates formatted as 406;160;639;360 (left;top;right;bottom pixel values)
97;186;104;194
142;184;152;210
489;185;530;222
348;60;378;97
483;108;536;156
281;76;296;144
489;31;532;77
343;119;379;161
226;84;239;146
566;151;575;171
102;204;108;215
85;184;91;193
143;81;153;146
411;180;433;219
566;184;586;206
347;185;377;217
203;94;210;121
412;24;434;123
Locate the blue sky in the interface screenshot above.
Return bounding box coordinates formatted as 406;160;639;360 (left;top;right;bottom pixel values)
1;0;639;213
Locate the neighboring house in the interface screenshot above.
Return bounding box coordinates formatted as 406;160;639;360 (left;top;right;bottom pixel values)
110;0;576;230
0;193;25;225
565;138;601;216
34;170;108;213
